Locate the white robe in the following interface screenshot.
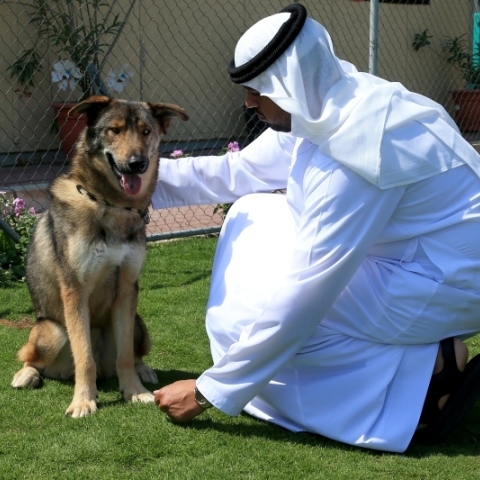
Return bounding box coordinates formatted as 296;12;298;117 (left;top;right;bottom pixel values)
151;128;480;452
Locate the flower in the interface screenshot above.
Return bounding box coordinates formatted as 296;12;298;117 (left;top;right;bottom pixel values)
0;192;38;284
51;59;82;91
170;149;184;158
9;4;128;102
105;64;135;92
228;141;240;152
13;197;26;216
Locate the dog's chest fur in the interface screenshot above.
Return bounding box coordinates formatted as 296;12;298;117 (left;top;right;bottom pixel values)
75;231;144;286
53;196;146;280
32;177;148;292
28;198;146;325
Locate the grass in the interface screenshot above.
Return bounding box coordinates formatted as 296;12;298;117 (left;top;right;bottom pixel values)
1;236;479;479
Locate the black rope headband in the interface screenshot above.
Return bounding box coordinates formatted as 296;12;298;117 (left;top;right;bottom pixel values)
228;3;307;85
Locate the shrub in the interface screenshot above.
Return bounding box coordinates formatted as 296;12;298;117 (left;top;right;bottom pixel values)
0;192;38;285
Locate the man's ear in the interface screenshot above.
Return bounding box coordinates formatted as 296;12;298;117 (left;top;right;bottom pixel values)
148;102;189;134
68;95;112;125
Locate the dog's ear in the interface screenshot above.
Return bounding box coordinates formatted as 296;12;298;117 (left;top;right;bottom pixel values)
148;103;189;134
68;96;112;124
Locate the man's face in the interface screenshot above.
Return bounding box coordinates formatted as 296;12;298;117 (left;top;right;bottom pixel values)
244;88;291;132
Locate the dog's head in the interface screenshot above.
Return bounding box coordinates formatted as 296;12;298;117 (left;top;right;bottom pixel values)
69;96;188;198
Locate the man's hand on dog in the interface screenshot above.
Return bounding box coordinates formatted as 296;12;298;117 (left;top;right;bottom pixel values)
154;379;205;422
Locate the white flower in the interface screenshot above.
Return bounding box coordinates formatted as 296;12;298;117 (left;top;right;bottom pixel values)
51;59;82;91
105;64;134;92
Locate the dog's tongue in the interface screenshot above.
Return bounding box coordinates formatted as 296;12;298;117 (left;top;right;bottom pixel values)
121;174;142;196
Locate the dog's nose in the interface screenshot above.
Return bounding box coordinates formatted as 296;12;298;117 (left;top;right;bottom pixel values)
128;156;149;174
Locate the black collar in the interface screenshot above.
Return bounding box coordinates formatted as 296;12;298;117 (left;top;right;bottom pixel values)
76;184;150;224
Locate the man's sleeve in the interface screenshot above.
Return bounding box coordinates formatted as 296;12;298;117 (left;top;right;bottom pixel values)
151;129;295;209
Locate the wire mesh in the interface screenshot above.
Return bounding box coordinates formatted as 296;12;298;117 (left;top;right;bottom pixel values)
0;0;477;240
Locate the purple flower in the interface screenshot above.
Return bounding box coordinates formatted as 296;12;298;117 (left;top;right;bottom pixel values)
28;207;36;215
170;149;184;158
228;141;240;152
13;197;26;216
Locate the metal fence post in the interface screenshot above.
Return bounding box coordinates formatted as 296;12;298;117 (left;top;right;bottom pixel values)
369;0;379;75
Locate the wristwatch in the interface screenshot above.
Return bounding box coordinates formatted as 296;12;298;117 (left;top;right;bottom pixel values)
194;386;213;409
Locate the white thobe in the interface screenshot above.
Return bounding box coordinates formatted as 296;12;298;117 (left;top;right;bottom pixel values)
152;128;480;452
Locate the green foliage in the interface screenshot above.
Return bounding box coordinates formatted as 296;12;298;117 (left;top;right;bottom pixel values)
444;33;480;89
212;202;232;218
412;29;433;51
6;0;126;100
0;238;480;479
8;48;42;87
0;192;38;285
413;23;480;89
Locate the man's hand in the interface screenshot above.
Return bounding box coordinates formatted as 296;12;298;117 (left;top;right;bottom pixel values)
154;379;206;423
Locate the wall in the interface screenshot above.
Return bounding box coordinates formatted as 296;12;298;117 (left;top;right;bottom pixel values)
0;0;471;155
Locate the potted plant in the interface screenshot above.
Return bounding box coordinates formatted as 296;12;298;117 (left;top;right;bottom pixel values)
7;0;135;156
413;25;480;132
443;34;480;132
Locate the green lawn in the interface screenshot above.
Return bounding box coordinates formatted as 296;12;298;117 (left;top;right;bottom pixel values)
1;237;479;479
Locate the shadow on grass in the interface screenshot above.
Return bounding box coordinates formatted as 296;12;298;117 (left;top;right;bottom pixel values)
175;409;480;458
147;271;212;290
87;369;201;410
153;368;201;386
23;367;480;457
0;308;35;320
155;369;480;458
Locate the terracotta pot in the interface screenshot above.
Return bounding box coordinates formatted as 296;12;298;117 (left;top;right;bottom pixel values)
51;102;87;158
451;89;480;133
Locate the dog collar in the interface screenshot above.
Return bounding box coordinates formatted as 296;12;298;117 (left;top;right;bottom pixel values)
76;184;150;224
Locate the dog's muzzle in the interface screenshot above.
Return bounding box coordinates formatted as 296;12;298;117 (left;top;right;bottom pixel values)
127;155;149;174
106;153;149;176
106;152;148;196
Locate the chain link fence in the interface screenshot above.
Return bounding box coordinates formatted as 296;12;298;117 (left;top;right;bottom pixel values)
0;0;477;240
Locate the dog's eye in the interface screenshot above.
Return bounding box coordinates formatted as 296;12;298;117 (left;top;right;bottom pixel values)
109;127;121;135
143;128;151;136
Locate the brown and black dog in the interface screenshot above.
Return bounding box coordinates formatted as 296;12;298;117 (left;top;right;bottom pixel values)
11;96;188;418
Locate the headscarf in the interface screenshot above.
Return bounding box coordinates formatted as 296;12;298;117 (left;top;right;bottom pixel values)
228;4;480;189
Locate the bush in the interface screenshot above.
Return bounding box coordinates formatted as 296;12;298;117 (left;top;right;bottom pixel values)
0;192;38;285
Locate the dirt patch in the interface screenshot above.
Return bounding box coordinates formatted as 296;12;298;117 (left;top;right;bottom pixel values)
0;318;33;329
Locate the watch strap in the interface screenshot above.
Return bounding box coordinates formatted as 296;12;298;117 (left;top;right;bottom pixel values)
194;386;213;409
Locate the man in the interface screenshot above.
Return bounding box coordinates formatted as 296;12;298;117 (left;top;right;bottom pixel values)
152;4;480;452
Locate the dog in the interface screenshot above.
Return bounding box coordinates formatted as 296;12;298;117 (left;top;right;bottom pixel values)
11;96;188;418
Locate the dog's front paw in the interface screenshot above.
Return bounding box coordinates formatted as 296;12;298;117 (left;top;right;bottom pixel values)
65;398;97;418
11;366;41;389
130;391;155;403
120;374;155;403
135;362;158;385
